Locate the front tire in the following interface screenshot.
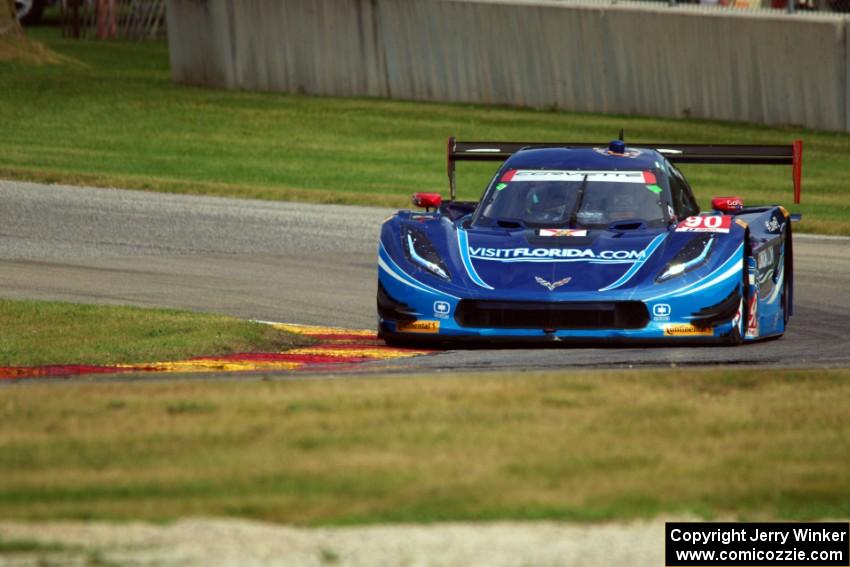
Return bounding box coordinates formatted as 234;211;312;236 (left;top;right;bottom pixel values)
728;250;750;346
779;241;789;331
380;331;426;348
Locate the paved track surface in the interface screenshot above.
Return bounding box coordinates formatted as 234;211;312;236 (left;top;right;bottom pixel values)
2;180;848;371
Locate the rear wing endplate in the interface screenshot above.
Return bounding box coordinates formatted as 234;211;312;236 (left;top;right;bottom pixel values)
446;137;803;204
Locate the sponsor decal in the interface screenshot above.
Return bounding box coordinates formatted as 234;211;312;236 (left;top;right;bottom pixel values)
746;294;759;338
652;303;671;321
539;228;587;237
397;320;440;334
746;255;758;288
501;169;517;182
713;197;744;211
534;276;571;291
495;182;508;191
433;300;451;319
663;324;713;337
675;215;732;234
642;171;657;184
646;184;663;194
593;147;643;158
757;247;775;270
765;216;783;233
509;170;646;183
468;247;645;262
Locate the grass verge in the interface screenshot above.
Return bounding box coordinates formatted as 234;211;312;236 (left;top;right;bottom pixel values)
0;536;89;566
0;28;848;234
1;368;848;524
0;30;62;64
0;537;73;554
0;298;310;366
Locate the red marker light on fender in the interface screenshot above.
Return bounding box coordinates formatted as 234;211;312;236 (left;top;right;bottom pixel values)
412;192;442;210
711;196;744;213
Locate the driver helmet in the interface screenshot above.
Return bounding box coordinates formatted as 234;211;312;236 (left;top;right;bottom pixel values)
607;186;641;220
525;183;568;221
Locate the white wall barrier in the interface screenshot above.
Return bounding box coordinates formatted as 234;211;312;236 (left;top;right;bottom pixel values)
167;0;850;132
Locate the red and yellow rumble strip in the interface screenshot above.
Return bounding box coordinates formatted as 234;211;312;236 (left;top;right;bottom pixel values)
0;323;432;380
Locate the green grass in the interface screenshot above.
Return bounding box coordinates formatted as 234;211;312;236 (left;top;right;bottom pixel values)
0;535;90;566
0;537;73;554
0;28;848;233
0;298;310;366
1;368;849;524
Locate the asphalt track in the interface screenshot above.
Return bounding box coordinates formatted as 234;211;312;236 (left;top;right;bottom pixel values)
1;180;848;372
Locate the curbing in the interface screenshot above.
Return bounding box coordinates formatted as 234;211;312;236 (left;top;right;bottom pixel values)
0;323;432;380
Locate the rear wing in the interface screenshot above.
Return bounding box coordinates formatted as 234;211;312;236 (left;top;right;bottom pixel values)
446;137;803;204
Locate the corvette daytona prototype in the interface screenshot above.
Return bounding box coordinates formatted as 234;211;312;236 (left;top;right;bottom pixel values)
377;137;803;345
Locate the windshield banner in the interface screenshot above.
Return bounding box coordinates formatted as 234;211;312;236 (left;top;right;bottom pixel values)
509;170;647;183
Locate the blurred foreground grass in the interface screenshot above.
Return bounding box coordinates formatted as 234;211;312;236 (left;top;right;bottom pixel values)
0;29;848;233
1;368;848;524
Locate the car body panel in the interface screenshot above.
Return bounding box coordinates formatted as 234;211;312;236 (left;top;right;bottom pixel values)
377;144;795;345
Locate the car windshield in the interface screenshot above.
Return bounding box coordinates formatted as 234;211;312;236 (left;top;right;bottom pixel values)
474;169;669;228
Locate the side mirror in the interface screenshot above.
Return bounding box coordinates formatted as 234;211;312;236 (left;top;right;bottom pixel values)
711;196;744;213
412;192;442;211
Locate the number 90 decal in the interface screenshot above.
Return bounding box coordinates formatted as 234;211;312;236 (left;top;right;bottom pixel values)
675;215;732;233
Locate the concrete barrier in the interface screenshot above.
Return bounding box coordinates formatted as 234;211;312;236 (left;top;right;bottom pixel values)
166;0;387;95
166;0;850;132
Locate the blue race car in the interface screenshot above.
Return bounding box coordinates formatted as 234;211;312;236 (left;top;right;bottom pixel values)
377;137;803;345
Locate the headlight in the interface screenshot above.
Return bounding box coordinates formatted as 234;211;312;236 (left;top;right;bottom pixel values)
402;227;450;280
656;234;715;283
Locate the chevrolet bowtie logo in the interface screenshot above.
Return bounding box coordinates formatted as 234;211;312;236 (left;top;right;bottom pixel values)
535;276;571;291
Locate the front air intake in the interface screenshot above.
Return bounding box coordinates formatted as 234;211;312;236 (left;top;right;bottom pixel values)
454;300;649;330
